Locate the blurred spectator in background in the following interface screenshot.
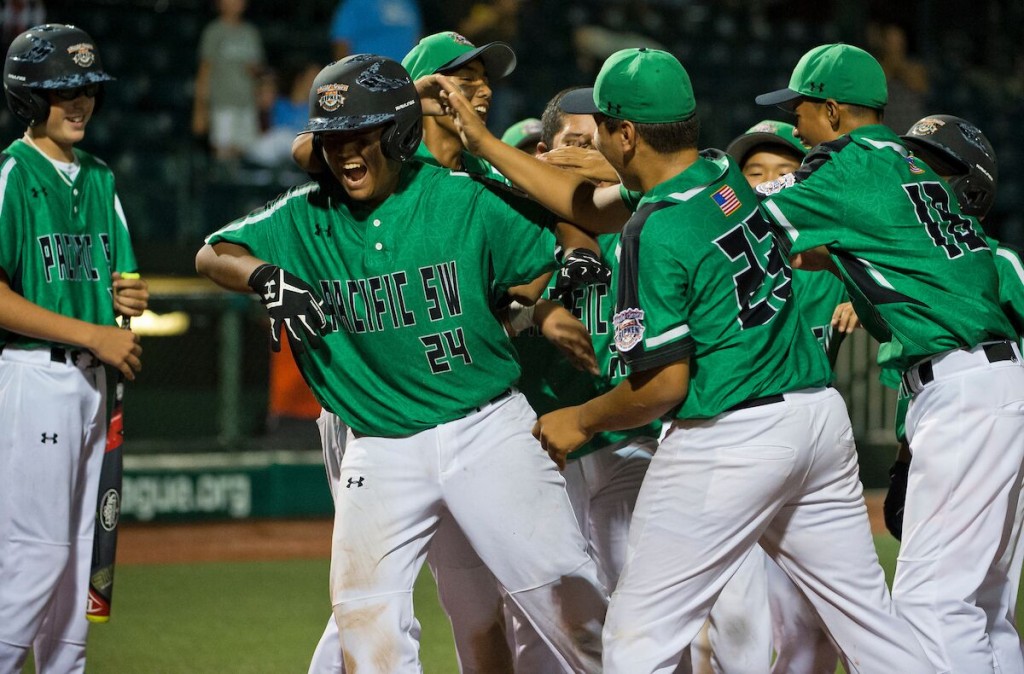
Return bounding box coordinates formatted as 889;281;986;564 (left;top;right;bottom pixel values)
329;0;422;61
192;0;266;161
0;0;45;55
246;60;320;168
868;21;930;133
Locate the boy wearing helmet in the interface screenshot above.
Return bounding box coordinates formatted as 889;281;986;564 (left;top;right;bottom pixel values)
196;55;607;673
0;24;147;673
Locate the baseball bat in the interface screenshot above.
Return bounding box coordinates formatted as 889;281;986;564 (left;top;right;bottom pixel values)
86;272;139;623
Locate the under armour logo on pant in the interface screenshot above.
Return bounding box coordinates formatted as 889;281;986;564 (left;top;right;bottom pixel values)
346;477;365;488
41;433;58;444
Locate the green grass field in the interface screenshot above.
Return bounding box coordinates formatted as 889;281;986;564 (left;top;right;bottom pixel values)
67;536;1011;672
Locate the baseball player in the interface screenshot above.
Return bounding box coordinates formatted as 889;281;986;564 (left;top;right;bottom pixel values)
0;24;147;674
435;46;932;673
301;35;605;674
500;117;543;153
755;44;1024;673
878;116;1024;647
711;120;853;674
504;87;657;672
196;55;607;673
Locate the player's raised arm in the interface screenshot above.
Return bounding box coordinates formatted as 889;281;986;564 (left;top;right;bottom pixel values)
195;241;266;292
433;76;630;233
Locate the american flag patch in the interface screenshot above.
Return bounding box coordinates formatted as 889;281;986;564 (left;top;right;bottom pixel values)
711;185;741;216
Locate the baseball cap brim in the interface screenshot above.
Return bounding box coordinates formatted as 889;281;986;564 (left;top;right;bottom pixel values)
559;87;598;115
754;88;803;108
438;41;516;80
725;132;805;163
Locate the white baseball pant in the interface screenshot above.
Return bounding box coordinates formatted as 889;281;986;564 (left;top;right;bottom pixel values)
895;342;1024;673
0;348;107;674
308;411;514;674
328;393;607;673
603;387;932;674
510;436;655;673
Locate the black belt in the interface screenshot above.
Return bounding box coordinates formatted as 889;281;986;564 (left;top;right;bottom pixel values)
474;388;514;413
50;346;100;368
902;341;1017;391
726;393;785;413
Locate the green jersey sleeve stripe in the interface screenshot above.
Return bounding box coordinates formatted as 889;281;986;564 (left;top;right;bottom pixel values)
860;256;898;290
863;138;909;155
668;186;707;202
763;199;800;245
997;248;1024;286
113;194;129;233
0;156;16;219
646;322;690;348
205;183;318;243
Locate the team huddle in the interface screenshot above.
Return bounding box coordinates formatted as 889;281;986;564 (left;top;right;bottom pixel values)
3;17;1024;674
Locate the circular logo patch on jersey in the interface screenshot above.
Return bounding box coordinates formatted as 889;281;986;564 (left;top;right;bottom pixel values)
755;172;796;197
67;42;96;68
99;489;120;531
613;308;645;352
317;83;350;112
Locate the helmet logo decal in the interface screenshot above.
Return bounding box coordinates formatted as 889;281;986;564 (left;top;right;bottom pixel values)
67;42;97;68
358;61;411;92
317;83;349;112
956;122;986;152
11;35;54;64
909;118;944;136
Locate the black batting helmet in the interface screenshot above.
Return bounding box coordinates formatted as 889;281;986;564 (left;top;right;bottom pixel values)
300;55;422;162
902;114;998;218
4;24;115;126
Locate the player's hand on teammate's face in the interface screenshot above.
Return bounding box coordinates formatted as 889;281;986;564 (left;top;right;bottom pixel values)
533;300;599;375
112;272;149;318
532;406;591;470
414;75;448;117
540;146;619;186
90;325;142;381
831;302;860;334
435;75;489;153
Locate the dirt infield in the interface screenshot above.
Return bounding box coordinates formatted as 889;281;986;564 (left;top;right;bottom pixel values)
117;491;888;565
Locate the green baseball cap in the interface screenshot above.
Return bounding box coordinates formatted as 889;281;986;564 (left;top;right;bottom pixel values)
559;48;696;123
725;120;808;164
500;117;543;151
755;43;888;109
401;31;516;81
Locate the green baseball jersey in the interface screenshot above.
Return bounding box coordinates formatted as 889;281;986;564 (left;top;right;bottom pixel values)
0;140;137;349
888;238;1024;442
513;233;660;458
615;150;830;420
760;125;1014;372
792;269;847;358
412;140;508;184
207;160;559;438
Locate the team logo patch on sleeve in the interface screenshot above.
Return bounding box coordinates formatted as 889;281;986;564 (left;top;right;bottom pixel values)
613;308;645;352
711;185;741;216
755;172;796;196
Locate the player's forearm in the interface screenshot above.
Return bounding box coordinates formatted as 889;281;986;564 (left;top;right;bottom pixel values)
476;134;629;233
195;242;264;293
577;360;689;435
0;282;113;350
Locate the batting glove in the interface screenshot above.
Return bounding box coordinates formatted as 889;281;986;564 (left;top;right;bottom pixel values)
883;459;910;541
550;248;612;307
248;264;329;355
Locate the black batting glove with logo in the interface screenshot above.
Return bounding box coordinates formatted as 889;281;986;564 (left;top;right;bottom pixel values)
248;263;328;355
550;248;612;307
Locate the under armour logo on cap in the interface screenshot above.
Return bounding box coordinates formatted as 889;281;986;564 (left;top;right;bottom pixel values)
807;81;825;93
